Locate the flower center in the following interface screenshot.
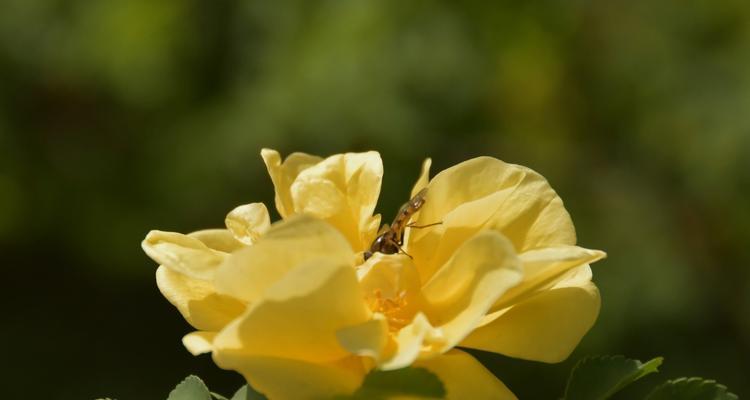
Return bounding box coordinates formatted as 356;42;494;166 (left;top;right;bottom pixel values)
366;288;414;332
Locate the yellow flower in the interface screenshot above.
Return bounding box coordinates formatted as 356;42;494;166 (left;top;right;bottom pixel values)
142;149;606;400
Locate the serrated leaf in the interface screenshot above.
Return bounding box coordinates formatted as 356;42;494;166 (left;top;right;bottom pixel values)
230;384;268;400
644;377;738;400
167;375;212;400
564;355;663;400
336;367;446;399
211;392;229;400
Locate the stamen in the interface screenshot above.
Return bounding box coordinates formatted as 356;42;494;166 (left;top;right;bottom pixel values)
366;289;411;332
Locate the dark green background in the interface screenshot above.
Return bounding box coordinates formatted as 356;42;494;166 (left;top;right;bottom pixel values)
2;0;748;398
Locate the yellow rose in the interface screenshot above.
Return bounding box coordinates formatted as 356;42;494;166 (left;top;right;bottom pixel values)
142;149;606;400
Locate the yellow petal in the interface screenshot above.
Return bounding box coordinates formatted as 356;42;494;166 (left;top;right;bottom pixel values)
351;254;429;367
183;331;216;355
421;230;523;350
214;215;353;303
213;257;371;363
490;246;606;313
409;157;575;281
225;203;271;245
290;151;383;251
188;229;245;253
261;149;323;218
460;280;601;363
415;349;517;400
410;158;432;197
403;158;432;247
214;352;365;400
336;313;390;361
357;253;423;315
380;312;444;371
155;266;246;331
142;230;226;280
553;263;594;289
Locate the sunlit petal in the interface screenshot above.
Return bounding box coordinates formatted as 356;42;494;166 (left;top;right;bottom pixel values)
215;352;366;400
290;151;383;251
421;230;523;350
182;331;216;356
490;245;606;313
214;215;353;303
461;280;600;363
261;148;323;219
336;313;390;361
143;230;227;280
155;266;245;331
379;312;444;371
410;158;432;197
409;157;575;281
415;349;517;400
403;158;433;247
225;202;271;245
188;229;245;253
213;257;371;363
357;253;423;318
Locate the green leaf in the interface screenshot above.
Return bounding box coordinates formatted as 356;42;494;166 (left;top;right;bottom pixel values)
564;355;663;400
337;367;446;399
644;377;738;400
167;375;212;400
211;392;229;400
230;385;268;400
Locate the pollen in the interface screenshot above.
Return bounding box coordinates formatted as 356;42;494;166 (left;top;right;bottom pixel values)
367;289;411;332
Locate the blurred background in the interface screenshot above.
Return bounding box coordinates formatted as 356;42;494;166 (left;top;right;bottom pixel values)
2;0;749;398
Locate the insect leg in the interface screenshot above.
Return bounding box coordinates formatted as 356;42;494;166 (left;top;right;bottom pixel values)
405;221;443;229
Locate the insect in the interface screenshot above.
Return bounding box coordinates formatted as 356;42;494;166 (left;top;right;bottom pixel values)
363;188;441;261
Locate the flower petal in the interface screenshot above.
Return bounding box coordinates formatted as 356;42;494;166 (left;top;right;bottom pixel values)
225;203;271;245
357;253;423;317
214;215;353;303
415;349;517;400
421;230;523;350
142;230;227;280
155;266;246;331
214;352;365;400
409;156;575;281
213;257;371;364
261;149;323;218
410;158;432;197
490;245;606;313
460;280;601;363
380;312;444;370
188;229;245;253
182;331;216;355
336;313;390;361
290;151;383;251
403;158;433;247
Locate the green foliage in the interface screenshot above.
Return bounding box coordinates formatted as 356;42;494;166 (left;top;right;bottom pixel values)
161;361;742;400
645;378;739;400
335;367;445;400
228;385;268;400
564;355;663;400
168;369;444;400
166;375;212;400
